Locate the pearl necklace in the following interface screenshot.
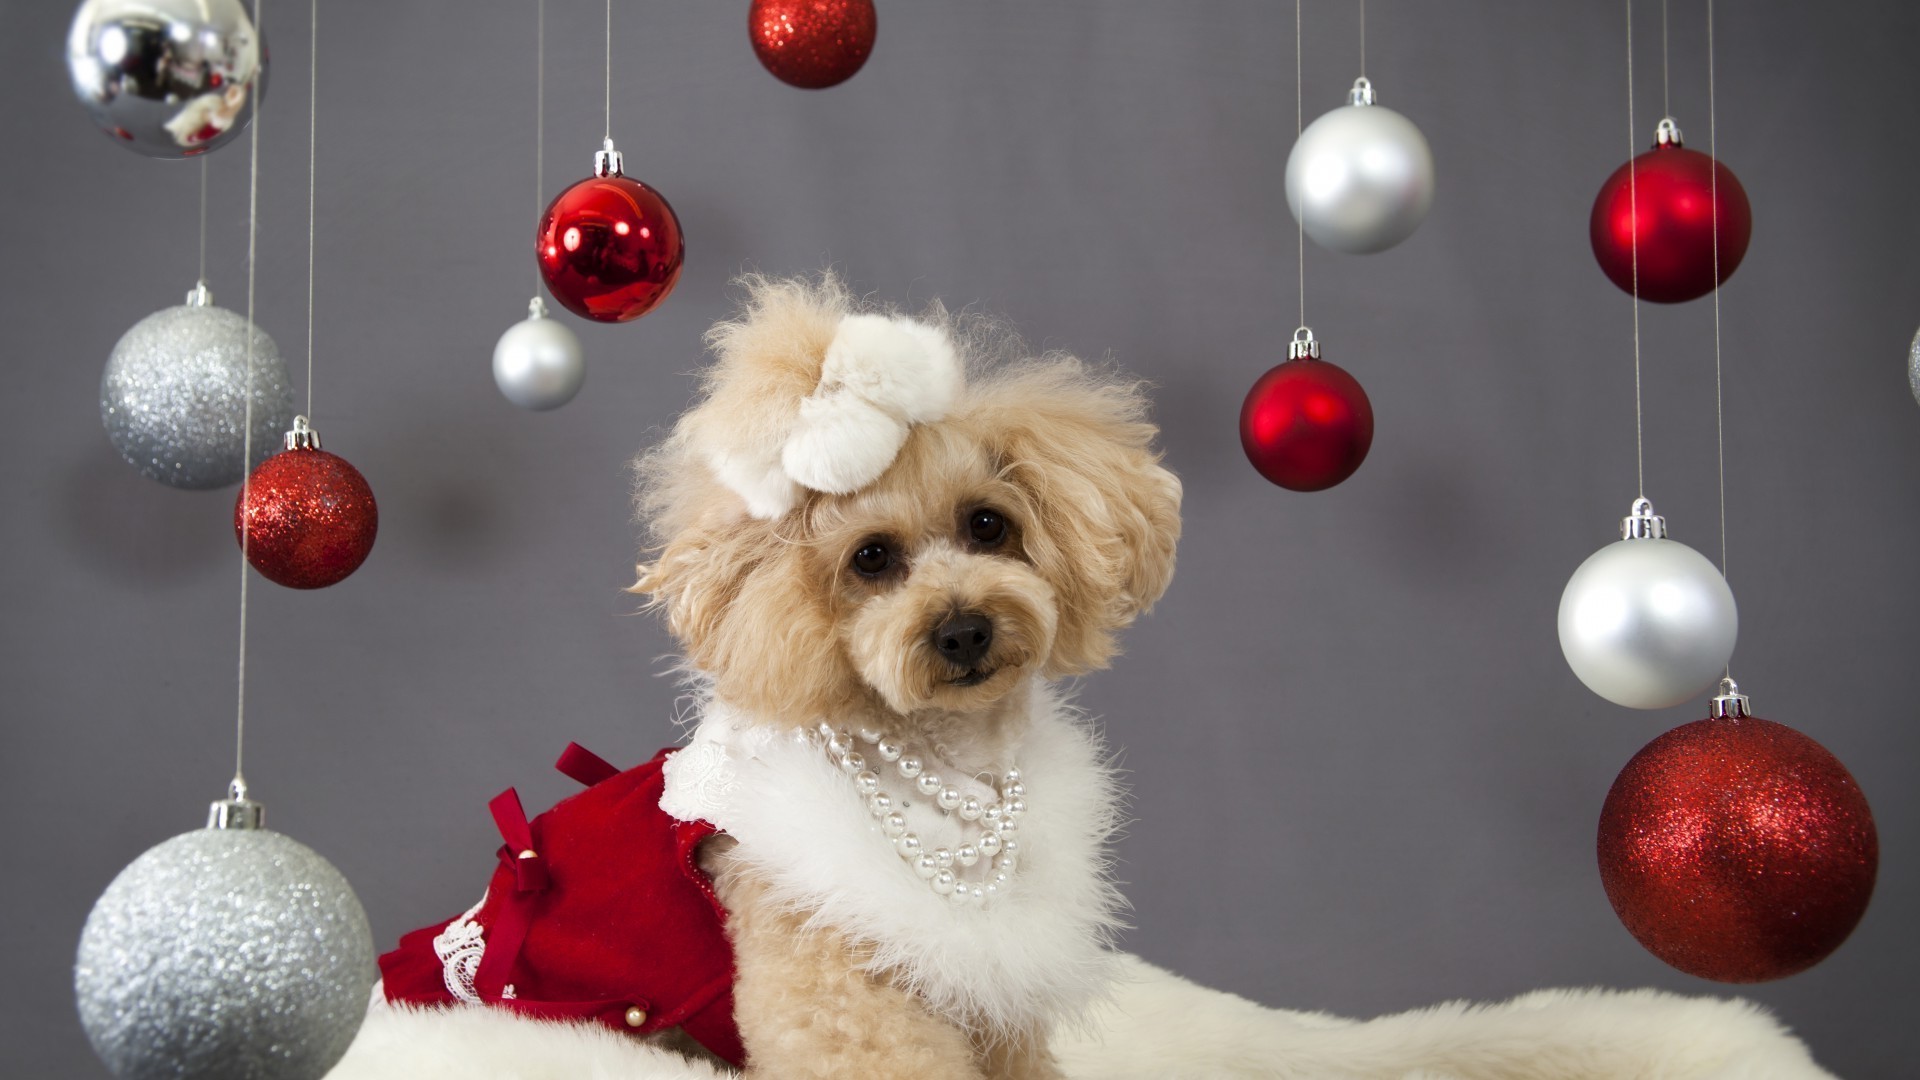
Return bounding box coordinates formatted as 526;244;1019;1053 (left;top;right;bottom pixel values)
818;723;1027;906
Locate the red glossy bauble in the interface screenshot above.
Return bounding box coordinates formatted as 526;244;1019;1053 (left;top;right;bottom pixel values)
1598;715;1877;983
537;173;685;323
1590;137;1751;304
235;447;378;589
1240;357;1374;491
748;0;876;89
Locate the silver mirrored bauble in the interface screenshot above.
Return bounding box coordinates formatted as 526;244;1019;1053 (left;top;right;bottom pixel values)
67;0;267;158
493;296;585;410
75;824;377;1080
1908;326;1919;406
101;286;294;489
1285;78;1435;255
1558;510;1738;711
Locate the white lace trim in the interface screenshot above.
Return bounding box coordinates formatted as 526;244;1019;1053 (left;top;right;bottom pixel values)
432;890;490;1004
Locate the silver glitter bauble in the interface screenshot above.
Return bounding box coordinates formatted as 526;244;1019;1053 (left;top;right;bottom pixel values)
101;285;294;490
493;296;585;410
1908;326;1920;407
1285;77;1435;255
75;800;376;1080
1557;499;1738;710
67;0;267;158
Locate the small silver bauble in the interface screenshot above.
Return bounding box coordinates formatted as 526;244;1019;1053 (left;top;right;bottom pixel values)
1557;498;1739;710
101;284;295;489
1285;77;1436;254
492;296;585;411
1908;326;1920;407
67;0;267;158
75;788;377;1080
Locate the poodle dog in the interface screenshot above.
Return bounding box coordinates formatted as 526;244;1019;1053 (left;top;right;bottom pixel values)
345;275;1832;1080
634;273;1180;1078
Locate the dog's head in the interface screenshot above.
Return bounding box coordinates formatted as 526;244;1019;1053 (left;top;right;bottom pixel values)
633;275;1181;726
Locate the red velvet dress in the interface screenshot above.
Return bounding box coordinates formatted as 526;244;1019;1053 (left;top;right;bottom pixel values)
377;744;744;1067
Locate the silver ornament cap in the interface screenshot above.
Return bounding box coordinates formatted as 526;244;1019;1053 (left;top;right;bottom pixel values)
1285;75;1436;255
1557;497;1739;710
67;0;267;159
493;295;586;410
1709;676;1752;719
75;786;377;1080
101;289;295;489
1287;326;1321;360
594;136;625;179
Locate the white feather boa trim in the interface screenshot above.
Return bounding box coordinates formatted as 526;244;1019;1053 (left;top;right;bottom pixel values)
659;682;1125;1036
329;956;1832;1080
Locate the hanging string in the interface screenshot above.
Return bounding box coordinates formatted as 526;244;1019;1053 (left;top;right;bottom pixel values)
304;0;317;421
1660;0;1670;118
1359;0;1366;78
1708;0;1729;606
1626;0;1645;497
234;0;267;794
535;0;545;294
604;0;612;142
197;157;208;287
1295;0;1306;329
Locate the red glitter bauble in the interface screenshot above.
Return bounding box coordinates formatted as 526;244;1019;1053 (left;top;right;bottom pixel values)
537;173;684;323
1239;357;1374;492
1598;715;1878;983
748;0;876;89
1590;136;1751;304
234;447;378;589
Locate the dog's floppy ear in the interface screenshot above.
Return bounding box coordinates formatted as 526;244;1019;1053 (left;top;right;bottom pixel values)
961;359;1182;676
632;513;856;720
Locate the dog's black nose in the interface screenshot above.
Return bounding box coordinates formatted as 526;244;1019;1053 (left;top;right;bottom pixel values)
932;613;993;668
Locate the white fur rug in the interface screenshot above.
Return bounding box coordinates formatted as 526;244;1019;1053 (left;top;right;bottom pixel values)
325;954;1831;1079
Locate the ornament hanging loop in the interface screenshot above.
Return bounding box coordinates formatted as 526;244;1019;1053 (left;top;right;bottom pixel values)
1348;76;1376;106
594;137;624;179
1655;117;1684;146
527;295;549;319
285;414;322;452
1288;326;1321;360
1709;676;1751;719
209;777;265;830
1621;496;1668;540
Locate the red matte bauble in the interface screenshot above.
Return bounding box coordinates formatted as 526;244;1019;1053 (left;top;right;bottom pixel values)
1598;715;1878;983
537;174;685;323
235;447;378;589
748;0;876;89
1240;358;1374;491
1590;140;1751;304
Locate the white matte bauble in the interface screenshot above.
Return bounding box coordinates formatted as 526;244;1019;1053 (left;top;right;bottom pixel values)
1558;499;1738;710
493;296;584;410
75;796;376;1080
1285;77;1434;254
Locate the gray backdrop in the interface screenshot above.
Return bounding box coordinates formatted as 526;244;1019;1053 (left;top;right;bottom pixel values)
5;2;1917;1076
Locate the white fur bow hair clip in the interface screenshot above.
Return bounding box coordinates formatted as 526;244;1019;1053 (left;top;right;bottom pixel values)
706;311;963;520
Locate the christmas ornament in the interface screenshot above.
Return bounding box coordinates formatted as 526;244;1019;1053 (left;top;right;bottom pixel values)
1284;77;1434;255
66;0;267;158
1908;326;1920;407
1598;680;1877;982
100;283;295;490
1558;498;1737;710
75;785;376;1080
234;417;377;589
748;0;877;90
493;296;585;410
1590;118;1751;304
1240;328;1373;491
537;140;684;323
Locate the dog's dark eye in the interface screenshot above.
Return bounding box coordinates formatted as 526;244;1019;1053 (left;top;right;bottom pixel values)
968;510;1008;546
851;543;893;577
